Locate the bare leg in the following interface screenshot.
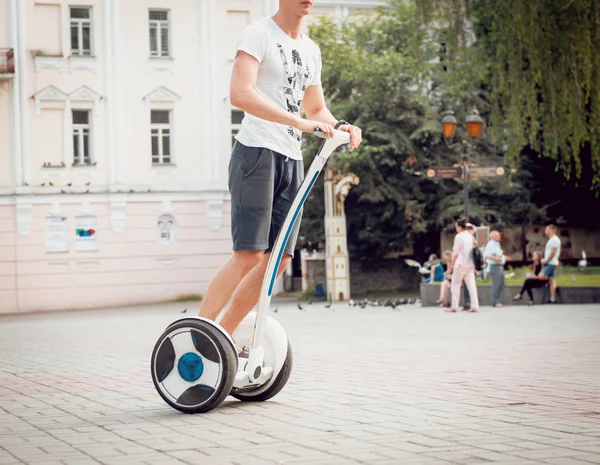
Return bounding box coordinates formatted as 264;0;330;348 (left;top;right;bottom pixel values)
536;273;551;302
463;268;479;311
438;280;450;304
450;267;464;312
549;279;557;301
219;253;292;336
199;250;264;321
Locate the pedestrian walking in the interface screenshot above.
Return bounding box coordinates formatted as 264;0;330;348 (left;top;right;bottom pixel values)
460;223;480;310
484;230;507;307
447;218;479;313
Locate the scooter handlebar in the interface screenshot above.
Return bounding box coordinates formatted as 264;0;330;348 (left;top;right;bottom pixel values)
314;127;351;144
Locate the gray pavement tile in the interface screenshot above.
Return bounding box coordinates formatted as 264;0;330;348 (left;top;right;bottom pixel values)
1;303;600;465
542;458;600;465
513;447;598;460
548;452;600;464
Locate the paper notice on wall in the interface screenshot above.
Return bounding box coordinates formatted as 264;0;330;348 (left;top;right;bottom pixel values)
75;216;98;252
45;217;69;253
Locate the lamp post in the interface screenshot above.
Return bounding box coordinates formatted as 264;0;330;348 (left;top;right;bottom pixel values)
441;109;484;217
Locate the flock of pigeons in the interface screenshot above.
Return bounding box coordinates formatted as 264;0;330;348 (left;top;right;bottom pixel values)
348;298;420;309
296;297;420;311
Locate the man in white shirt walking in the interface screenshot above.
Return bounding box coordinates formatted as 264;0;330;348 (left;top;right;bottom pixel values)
484;230;507;307
537;223;561;304
447;218;480;313
198;0;362;353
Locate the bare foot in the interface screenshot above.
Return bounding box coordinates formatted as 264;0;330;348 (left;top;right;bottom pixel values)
513;294;522;301
468;308;478;313
445;308;457;313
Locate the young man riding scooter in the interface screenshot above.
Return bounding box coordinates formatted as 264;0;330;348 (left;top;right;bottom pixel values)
198;0;362;352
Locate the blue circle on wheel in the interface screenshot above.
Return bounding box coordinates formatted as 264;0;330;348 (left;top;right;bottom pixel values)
178;352;204;382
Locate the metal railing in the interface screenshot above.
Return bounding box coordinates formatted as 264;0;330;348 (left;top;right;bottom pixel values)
0;48;15;74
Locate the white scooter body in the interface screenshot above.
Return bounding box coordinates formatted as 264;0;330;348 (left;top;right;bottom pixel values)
237;128;350;389
152;129;350;412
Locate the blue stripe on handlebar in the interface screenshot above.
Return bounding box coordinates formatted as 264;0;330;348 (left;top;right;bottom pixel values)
268;170;320;297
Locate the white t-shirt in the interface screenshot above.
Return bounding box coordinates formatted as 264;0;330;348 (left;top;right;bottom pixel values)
234;17;322;161
544;235;561;266
453;230;475;268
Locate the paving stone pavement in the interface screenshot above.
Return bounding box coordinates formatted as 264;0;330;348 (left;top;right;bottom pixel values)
1;302;600;465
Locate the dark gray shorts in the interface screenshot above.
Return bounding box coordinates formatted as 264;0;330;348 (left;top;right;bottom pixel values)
228;141;304;257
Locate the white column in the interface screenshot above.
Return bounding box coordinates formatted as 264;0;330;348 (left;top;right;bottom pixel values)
9;0;22;189
15;0;28;186
198;0;215;185
207;0;221;184
111;0;122;185
103;0;116;186
63;101;72;164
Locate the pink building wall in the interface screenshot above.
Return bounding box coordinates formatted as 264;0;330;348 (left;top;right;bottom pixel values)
0;200;232;313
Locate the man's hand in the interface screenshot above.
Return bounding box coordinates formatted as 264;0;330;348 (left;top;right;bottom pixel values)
337;124;362;152
293;118;335;138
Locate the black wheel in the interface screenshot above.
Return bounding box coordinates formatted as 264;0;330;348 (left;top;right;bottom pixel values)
231;341;293;402
151;320;237;413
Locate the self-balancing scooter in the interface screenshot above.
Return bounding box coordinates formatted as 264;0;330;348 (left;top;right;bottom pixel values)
150;128;351;413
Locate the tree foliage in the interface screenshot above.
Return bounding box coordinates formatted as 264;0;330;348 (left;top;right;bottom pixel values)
417;0;600;189
300;5;534;261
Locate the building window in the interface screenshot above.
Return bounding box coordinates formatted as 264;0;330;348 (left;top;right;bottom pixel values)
70;7;93;56
149;10;170;57
72;110;91;165
231;109;244;148
151;110;172;164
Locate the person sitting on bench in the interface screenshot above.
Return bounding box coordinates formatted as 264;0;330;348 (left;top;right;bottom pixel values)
513;250;547;305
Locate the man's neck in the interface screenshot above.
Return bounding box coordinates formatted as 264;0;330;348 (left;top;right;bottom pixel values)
272;10;304;40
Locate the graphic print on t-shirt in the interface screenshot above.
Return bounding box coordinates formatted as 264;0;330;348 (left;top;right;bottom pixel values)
275;43;313;142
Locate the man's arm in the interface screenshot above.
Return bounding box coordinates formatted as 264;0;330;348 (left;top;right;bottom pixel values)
302;85;362;151
230;52;335;137
448;255;456;274
448;236;461;273
302;85;337;125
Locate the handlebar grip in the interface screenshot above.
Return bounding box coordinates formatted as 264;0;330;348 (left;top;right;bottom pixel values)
314;127;328;139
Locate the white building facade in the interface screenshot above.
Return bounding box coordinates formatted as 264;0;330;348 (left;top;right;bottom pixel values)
0;0;384;313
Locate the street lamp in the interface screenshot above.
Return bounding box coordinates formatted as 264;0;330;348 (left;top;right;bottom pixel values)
441;111;457;139
442;108;485;218
465;109;484;138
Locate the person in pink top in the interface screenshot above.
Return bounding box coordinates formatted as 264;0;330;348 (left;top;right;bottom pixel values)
446;217;480;313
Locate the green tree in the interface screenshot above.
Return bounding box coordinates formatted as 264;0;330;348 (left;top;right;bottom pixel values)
300;6;534;261
417;0;600;190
